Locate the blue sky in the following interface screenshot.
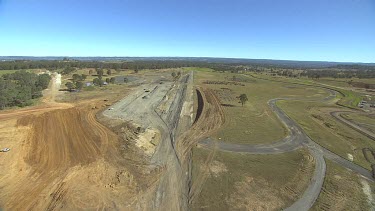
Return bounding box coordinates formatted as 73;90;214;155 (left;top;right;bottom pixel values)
0;0;374;62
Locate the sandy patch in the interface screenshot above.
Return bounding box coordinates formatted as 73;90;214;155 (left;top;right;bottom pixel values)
227;176;284;211
360;179;375;208
347;153;354;161
208;160;228;177
136;128;160;156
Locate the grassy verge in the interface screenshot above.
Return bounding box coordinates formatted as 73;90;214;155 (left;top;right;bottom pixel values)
192;147;314;210
277;100;375;170
312;159;373;210
341;113;375;133
249;73;365;109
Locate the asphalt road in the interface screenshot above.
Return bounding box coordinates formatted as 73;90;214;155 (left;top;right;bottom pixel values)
199;88;374;211
331;111;375;141
284;148;326;211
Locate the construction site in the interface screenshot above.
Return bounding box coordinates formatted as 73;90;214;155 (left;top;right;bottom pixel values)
0;68;374;211
0;69;224;210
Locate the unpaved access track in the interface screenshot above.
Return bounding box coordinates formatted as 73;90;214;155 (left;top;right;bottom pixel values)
103;72;197;210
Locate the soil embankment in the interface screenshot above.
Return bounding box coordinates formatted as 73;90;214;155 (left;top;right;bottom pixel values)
194;89;204;124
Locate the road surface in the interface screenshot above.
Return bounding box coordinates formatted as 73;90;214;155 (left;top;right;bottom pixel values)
331;111;375;141
200;87;374;211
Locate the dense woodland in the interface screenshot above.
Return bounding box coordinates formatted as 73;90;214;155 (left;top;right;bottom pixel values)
0;71;51;109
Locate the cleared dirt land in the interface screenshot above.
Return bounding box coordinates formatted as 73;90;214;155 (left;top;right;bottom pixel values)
0;72;151;210
0;68;373;211
0;98;144;210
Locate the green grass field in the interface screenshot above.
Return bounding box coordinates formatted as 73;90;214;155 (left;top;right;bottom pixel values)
192;147;314;210
249;73;369;109
0;70;18;75
0;69;36;76
196;71;330;144
341;113;375;133
277;100;375;170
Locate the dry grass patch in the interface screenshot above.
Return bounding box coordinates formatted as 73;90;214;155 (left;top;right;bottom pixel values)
312;160;374;211
192;147;315;210
277;100;375;170
194;72;328;145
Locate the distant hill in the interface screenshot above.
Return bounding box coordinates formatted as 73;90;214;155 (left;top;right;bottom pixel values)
0;56;374;69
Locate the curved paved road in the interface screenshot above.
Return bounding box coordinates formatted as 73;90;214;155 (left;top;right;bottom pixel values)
199;87;374;211
331;111;375;141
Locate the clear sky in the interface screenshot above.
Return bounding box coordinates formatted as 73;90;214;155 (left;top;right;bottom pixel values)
0;0;374;62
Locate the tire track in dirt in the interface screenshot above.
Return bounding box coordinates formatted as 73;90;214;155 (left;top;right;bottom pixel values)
176;86;225;208
0;100;135;210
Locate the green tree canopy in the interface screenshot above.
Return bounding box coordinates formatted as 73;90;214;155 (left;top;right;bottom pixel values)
75;81;83;90
65;82;75;91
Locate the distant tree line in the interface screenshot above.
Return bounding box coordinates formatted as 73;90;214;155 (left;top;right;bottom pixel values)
300;69;375;79
0;70;51;109
0;60;374;79
0;60;306;72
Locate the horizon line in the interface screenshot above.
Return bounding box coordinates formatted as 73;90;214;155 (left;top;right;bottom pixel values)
1;56;374;64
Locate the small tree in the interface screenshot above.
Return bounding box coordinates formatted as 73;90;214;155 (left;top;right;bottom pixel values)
96;69;104;79
107;69;112;76
105;78;110;83
72;74;81;82
93;78;100;86
75;81;83;90
110;77;116;84
239;94;248;106
171;72;176;79
89;69;93;75
65;82;75;91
